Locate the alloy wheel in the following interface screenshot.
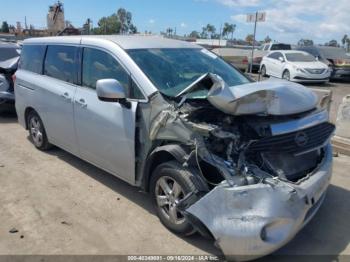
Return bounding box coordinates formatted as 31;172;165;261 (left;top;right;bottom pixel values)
155;176;185;225
29;116;43;147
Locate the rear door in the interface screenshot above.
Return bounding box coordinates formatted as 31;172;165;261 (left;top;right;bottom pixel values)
73;47;138;184
41;45;79;154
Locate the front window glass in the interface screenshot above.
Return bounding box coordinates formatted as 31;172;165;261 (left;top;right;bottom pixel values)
127;48;250;98
82;48;129;91
285;53;316;62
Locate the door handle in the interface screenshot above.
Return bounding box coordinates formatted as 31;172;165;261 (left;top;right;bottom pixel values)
60;92;72;102
75;98;87;108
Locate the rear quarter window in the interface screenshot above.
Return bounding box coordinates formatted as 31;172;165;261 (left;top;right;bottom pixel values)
20;45;46;74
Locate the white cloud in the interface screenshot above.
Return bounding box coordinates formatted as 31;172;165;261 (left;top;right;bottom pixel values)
229;0;350;43
217;0;260;7
148;19;155;24
180;22;187;28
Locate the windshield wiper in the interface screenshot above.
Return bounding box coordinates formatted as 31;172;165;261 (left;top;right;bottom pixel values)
175;73;209;98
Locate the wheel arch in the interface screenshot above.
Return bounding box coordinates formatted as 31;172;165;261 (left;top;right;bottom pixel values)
142;144;188;192
24;107;37;130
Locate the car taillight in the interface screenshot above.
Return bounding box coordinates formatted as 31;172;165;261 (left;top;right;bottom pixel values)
242;57;248;64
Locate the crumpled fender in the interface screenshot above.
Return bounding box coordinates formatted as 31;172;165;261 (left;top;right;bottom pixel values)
185;144;333;261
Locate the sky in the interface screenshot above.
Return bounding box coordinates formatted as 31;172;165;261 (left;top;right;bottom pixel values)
1;0;350;44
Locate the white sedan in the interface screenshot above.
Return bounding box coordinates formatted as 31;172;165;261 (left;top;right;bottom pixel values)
260;50;331;83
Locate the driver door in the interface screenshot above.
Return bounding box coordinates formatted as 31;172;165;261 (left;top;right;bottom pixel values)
73;47;137;184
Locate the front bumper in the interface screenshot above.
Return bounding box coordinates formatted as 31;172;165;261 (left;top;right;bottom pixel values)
186;144;333;261
331;68;350;80
291;71;330;83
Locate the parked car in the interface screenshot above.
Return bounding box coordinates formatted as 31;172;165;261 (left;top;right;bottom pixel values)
0;42;21;112
15;36;334;260
297;46;350;81
260;50;331;83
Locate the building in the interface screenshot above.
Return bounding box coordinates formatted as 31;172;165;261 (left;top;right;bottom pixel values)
47;1;65;36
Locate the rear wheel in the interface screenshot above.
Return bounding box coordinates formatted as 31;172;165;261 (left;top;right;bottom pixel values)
282;70;291;81
27;111;52;151
150;161;198;236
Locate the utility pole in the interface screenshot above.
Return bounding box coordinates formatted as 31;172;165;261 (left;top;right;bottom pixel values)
247;11;266;73
249;12;258;73
24;16;28;29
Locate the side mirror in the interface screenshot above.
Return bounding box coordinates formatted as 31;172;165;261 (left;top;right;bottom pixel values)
96;79;131;108
278;56;285;62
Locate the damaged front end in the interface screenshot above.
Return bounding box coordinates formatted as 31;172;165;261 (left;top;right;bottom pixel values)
141;74;335;260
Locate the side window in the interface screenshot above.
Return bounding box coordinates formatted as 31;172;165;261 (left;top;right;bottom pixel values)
82;48;129;91
276;52;283;60
44;45;77;83
130;78;145;100
20;45;46;74
268;52;277;59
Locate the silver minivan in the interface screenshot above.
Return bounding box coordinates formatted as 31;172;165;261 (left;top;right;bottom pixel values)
15;36;334;260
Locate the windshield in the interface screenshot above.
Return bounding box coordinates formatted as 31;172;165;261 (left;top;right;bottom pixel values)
285;52;316;62
127;48;250;98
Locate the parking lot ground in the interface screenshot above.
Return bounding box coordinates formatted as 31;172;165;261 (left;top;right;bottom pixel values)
0;79;350;260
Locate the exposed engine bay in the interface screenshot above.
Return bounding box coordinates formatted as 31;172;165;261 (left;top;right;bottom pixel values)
177;100;333;188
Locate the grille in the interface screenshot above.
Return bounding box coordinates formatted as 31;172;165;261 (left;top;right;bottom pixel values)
249;122;335;154
305;68;326;74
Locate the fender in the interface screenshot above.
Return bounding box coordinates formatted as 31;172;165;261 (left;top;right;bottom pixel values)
141;144;209;192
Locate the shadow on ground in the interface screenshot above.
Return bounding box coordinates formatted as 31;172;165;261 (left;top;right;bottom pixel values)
45;147;222;256
0;110;17;124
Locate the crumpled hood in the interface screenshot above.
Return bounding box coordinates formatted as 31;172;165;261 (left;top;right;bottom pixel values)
207;77;318;116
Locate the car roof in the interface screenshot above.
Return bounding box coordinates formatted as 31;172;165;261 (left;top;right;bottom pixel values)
23;35;202;50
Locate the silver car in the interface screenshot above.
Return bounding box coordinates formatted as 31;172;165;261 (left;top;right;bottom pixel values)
15;36;334;260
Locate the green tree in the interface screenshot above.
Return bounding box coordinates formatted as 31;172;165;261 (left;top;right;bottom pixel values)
342;34;348;48
165;27;173;37
189;30;200;39
264;35;272;43
92;8;137;35
298;39;314;46
205;24;216;39
245;34;254;45
1;21;9;33
222;23;236;40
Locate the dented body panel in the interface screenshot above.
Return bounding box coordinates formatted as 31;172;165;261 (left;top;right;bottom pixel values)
186;144;332;260
207;78;318;116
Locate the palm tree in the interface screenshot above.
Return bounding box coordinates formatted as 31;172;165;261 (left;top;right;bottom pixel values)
206;24;216;39
342;34;348;48
222;23;236;40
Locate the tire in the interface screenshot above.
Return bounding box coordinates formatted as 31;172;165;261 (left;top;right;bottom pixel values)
282;70;291;81
261;65;267;77
150;161;198;236
27;111;52;151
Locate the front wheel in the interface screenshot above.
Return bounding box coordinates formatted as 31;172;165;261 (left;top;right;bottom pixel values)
150;161;198;236
260;65;267;77
282;70;291;81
